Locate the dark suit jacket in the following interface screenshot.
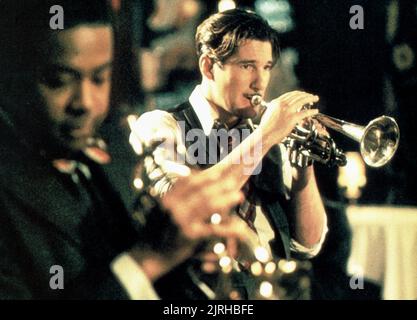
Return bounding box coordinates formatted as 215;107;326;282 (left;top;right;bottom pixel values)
0;116;139;299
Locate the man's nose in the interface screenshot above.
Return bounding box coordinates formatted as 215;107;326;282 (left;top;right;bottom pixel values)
70;79;95;116
250;69;269;93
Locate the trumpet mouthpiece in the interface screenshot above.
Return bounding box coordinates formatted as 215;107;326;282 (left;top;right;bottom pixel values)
251;95;263;107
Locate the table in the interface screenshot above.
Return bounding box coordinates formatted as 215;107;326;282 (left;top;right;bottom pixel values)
347;205;417;300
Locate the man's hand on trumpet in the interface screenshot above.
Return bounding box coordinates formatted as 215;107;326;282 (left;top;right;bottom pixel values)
258;90;320;148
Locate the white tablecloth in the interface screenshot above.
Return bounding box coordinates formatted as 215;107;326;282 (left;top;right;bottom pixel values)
347;205;417;300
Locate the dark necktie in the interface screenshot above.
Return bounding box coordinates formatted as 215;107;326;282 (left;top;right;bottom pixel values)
212;119;258;233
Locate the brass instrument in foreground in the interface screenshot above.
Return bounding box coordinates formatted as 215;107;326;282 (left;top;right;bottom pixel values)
250;95;400;168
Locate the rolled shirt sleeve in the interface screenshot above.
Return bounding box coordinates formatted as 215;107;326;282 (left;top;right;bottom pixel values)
289;214;328;258
279;144;328;258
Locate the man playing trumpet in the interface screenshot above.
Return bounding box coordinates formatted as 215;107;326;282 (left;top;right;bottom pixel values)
135;8;328;299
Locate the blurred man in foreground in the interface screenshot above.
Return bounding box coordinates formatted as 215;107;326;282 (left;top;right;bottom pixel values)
0;0;245;299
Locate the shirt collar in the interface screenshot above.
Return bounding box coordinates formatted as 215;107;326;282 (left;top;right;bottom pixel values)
189;85;217;136
189;85;249;135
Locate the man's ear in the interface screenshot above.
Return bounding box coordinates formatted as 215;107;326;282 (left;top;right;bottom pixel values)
199;54;215;81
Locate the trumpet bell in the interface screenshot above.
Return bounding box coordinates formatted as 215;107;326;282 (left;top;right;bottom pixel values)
360;116;400;167
250;94;400;168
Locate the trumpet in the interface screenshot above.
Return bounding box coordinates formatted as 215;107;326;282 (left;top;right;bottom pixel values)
250;95;400;168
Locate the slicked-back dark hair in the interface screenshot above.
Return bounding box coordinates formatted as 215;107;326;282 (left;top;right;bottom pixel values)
196;8;280;65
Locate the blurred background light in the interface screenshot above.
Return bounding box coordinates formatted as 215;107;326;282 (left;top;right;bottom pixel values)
218;0;236;12
254;0;294;33
338;152;367;202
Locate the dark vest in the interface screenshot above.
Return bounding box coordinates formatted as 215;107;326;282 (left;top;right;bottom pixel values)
169;101;292;259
